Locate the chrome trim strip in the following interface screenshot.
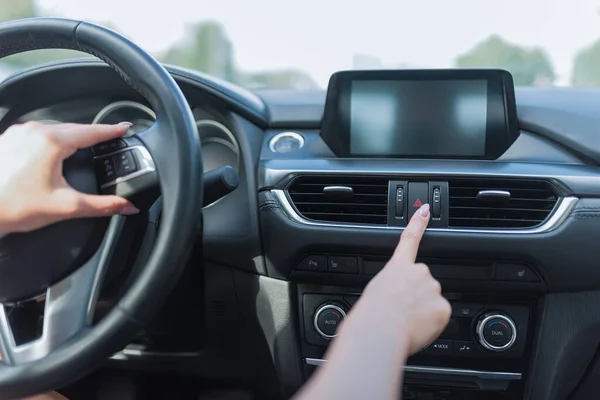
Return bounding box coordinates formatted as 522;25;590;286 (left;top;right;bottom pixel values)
273;189;578;234
110;348;201;360
304;358;522;380
477;190;511;199
95;146;156;189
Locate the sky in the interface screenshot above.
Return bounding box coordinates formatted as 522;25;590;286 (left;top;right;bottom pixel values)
38;0;600;88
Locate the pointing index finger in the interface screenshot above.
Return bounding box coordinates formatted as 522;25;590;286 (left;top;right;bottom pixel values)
50;122;133;149
392;203;431;263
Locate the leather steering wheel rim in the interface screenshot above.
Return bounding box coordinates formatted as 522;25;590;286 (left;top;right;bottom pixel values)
0;18;203;398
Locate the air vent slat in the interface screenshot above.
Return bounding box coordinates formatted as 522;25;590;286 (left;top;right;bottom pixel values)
448;179;558;229
288;176;389;225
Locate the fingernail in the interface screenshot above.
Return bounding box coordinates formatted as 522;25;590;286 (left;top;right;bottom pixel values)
118;121;133;127
120;205;140;215
418;203;430;217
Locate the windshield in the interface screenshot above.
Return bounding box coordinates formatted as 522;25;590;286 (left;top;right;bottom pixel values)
1;0;600;90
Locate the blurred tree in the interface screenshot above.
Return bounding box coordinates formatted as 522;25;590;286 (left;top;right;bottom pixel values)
0;0;90;73
162;21;237;82
241;69;318;90
161;21;318;89
0;0;37;21
456;35;555;86
572;39;600;86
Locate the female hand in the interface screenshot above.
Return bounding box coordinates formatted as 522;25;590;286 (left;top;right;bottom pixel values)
0;121;139;235
295;203;451;400
348;203;452;355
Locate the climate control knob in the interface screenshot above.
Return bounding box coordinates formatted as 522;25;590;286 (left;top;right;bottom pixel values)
313;303;347;340
476;313;517;352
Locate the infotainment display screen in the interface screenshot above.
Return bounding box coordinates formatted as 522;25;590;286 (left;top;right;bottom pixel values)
320;69;518;159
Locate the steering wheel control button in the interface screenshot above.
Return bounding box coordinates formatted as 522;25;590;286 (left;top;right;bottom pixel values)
454;341;476;357
314;304;347;339
114;150;138;176
92;139;127;156
476;313;517;352
297;255;327;272
328;256;358;274
451;302;483;318
96;156;116;183
494;263;540;282
407;182;429;220
424;339;453;355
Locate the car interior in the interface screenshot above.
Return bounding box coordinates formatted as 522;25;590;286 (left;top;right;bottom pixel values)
1;14;600;400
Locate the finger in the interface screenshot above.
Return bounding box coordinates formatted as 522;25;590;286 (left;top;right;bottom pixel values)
73;193;140;218
392;203;430;263
49;122;133;149
52;189;139;219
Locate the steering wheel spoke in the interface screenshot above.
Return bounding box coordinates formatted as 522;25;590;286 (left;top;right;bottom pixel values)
0;216;125;365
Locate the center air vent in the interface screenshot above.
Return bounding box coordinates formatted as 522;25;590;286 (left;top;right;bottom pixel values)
448;179;559;229
288;176;389;225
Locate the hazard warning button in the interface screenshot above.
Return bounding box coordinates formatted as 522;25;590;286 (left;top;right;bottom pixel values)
407;182;429;220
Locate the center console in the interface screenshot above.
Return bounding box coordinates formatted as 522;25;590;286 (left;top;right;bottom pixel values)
298;283;536;399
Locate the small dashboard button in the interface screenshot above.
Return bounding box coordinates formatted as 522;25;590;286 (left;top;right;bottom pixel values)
494;263;540;282
454;340;476;357
451;303;483;318
328;256;358;274
297;255;327;272
424;339;453;355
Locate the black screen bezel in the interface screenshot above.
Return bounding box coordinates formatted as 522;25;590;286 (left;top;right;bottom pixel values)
320;69;519;160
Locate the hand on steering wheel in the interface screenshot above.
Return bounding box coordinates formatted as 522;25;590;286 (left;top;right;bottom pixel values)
0;122;139;235
0;18;203;399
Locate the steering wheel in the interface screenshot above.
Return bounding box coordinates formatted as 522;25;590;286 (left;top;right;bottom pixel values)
0;18;203;398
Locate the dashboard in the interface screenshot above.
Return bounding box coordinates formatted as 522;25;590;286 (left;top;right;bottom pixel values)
17;98;240;177
3;59;600;400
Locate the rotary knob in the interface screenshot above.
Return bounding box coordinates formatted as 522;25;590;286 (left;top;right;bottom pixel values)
313;303;347;340
476;313;517;352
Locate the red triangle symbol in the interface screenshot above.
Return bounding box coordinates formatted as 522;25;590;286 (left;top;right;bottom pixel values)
413;198;423;208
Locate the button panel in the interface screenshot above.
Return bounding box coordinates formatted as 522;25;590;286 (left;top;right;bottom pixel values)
92;139;127;156
294;254;543;286
94;149;140;185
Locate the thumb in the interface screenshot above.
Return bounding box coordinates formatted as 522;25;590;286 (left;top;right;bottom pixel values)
69;193;140;218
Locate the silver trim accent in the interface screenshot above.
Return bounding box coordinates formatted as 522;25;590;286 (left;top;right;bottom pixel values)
313;304;347;340
95;146;156;189
273;189;578;235
476;313;517;352
0;216;125;365
269;132;305;153
304;358;522;381
110;347;201;360
93;100;156;125
477;190;511;199
323;186;354;194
